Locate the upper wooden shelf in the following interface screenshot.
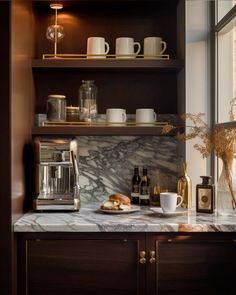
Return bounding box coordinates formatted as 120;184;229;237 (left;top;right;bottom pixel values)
32;126;174;136
32;59;184;71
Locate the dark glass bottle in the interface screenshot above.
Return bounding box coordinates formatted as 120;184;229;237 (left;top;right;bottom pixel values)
131;166;141;204
196;176;215;213
140;167;150;206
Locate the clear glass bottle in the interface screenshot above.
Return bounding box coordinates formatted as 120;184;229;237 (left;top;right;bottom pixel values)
46;94;66;122
140;167;150;206
131;166;141;204
79;80;97;122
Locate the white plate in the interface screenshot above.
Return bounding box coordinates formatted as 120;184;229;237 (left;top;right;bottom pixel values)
150;207;188;217
99;206;140;214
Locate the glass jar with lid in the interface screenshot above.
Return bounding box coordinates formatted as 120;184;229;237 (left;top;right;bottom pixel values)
79;80;97;122
47;94;66;122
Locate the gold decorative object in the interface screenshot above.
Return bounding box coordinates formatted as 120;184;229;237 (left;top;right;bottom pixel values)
149;251;156;264
177;161;192;209
46;3;64;58
42;53;170;60
139;251;146;264
42;121;168;127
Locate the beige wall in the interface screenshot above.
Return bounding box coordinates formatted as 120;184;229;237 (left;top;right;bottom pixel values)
186;0;212;208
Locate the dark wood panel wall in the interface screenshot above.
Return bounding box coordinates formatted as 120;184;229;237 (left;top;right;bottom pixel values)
0;1;12;294
0;0;34;294
11;0;35;219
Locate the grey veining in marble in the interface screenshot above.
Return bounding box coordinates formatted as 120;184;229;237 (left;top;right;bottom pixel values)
78;136;180;202
14;203;236;232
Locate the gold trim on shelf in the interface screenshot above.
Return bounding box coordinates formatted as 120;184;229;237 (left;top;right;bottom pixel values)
42;53;170;60
41;121;168;127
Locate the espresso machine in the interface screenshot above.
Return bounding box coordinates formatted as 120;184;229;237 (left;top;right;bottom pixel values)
33;139;80;211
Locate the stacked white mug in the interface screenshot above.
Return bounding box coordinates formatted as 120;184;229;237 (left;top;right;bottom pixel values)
106;108;127;125
87;37;110;58
115;37;141;59
135;108;157;125
144;37;167;58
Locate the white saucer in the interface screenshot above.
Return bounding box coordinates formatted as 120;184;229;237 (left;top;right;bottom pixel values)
99;206;140;214
150;207;188;217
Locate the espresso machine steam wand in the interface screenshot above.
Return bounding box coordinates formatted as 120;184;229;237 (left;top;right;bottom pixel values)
71;150;80;209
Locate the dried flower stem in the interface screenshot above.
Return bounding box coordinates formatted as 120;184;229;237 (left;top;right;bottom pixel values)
162;98;236;211
222;159;236;210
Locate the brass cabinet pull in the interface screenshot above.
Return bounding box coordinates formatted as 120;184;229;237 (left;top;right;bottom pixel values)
139;251;146;264
149;250;156;264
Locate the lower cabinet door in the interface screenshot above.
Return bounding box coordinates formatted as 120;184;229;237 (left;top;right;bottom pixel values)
155;235;236;295
24;235;145;295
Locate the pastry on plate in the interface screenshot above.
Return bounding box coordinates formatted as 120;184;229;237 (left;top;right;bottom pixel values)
101;193;131;211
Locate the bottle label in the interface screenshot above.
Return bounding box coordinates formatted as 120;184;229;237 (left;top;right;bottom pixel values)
140;194;149;200
131;192;140;197
132;184;139;193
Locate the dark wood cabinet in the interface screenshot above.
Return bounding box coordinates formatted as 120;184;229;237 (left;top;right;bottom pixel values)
17;232;236;295
151;234;236;295
18;233;146;295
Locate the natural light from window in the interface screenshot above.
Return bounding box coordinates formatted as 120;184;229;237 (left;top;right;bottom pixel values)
217;0;236;123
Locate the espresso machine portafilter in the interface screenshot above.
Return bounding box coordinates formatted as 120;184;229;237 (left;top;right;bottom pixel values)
33;139;80;211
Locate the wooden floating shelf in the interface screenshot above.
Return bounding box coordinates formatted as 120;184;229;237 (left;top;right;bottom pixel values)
32;58;184;70
32;126;175;136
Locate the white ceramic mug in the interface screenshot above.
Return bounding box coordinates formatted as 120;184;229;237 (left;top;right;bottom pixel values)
87;37;110;59
116;37;141;58
160;192;183;213
144;37;167;58
106;108;127;125
135;108;156;125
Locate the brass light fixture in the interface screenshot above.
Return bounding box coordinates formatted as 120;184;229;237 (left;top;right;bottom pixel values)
46;3;64;58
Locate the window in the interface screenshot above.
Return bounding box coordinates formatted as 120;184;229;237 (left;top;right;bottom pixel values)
216;1;236;123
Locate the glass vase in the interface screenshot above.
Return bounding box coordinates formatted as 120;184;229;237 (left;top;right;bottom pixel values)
217;159;236;216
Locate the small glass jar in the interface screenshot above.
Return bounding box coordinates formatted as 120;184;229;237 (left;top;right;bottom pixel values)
66;106;80;122
47;94;66;122
79;80;97;122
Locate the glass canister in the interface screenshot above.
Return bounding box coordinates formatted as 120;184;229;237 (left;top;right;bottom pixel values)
47;94;66;122
66;106;80;122
79;80;97;122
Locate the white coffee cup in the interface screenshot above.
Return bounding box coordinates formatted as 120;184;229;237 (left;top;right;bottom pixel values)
160;192;183;213
144;37;167;58
106;108;127;125
116;37;141;59
135;108;157;125
87;37;110;59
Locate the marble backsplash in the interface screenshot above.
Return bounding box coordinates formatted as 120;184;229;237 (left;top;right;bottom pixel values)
77;136;181;202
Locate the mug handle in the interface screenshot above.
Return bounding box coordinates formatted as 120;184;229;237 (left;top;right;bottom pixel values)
153;112;157;122
176;195;183;208
160;41;167;54
134;42;141;55
104;42;110;55
122;111;127;122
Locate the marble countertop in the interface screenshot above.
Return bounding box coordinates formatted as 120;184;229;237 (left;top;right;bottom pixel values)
14;202;236;233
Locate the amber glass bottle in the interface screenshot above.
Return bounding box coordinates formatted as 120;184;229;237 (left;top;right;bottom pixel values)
196;176;215;213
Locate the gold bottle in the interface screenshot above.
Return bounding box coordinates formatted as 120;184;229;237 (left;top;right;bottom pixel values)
177;161;192;209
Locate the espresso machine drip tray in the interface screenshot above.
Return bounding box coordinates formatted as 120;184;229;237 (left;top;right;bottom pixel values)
34;194;80;212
